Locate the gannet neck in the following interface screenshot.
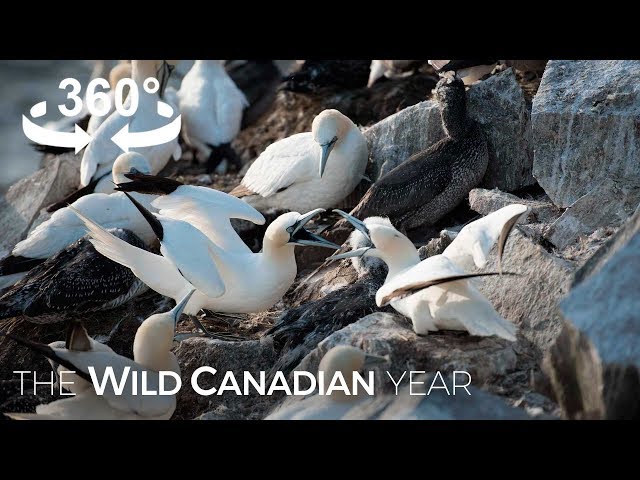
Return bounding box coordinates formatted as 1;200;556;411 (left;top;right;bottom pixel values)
436;75;471;139
132;60;162;85
262;239;296;263
133;314;176;373
382;246;421;279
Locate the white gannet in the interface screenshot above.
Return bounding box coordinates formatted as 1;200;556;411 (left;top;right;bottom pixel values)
367;60;422;87
177;60;249;173
0;152;157;289
266;345;387;420
72;202;340;316
114;172;265;254
80;60;181;195
230;109;369;212
86;61;132;135
332;205;529;340
428;59;498;85
3;290;196;420
0;227;149;320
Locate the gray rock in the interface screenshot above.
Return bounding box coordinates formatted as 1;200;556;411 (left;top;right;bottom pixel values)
469;187;562;224
545;209;640;419
294;312;518;390
365;69;534;191
474;230;574;354
0;154;79;257
174;337;277;419
546;177;640;249
532;60;640;209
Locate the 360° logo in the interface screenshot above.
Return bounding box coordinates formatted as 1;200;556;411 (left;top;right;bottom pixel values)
22;76;181;153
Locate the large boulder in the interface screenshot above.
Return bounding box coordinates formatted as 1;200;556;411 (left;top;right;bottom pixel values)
365;68;535;191
0;154;79;256
545;177;640;249
532;60;640;249
545;208;640;419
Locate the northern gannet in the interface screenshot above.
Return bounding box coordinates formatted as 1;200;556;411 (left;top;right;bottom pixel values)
367;60;424;87
345;73;488;232
0;227;149;320
114;172;265;254
72;202;340;316
281;60;372;93
230;109;368;212
0;152;156;289
86;62;132;135
2;290;196;420
80;60;180;195
333;205;528;340
177;60;248;173
266;345;387;420
428;59;497;85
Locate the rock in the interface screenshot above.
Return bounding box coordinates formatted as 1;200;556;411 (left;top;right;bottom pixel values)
468;188;562;224
544;209;640;419
546;177;640;249
532;60;640;208
365;69;535;191
293;313;518;389
0;154;80;257
373;373;533;420
473;230;574;354
174;337;277;419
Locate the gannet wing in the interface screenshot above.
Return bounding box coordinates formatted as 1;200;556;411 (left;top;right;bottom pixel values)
443;204;528;272
13;193;147;260
68;205;191;300
158;217;226;299
232;132;318;198
375;255;466;307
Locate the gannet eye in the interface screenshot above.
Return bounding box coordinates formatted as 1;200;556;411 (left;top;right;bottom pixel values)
286;226;295;234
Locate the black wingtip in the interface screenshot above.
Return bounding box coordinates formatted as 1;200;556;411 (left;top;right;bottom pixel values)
122;191;164;241
0;255;45;276
0;330;93;384
116;173;183;195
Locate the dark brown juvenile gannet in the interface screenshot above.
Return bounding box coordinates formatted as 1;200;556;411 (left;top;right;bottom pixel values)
0;228;148;321
346;72;489;233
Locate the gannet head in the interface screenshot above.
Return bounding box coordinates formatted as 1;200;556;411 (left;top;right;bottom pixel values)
312;109;354;177
367;60;387;87
435;72;468;137
112;152;152;184
319;345;388;402
265;209;341;250
133;289;195;373
331;212;418;270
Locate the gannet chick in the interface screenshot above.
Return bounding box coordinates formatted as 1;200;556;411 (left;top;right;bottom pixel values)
80;60;180;195
0;228;149;320
428;59;497;85
281;60;372;93
333;206;528;340
367;60;424;87
346;73;488;232
3;290;196;420
86;62;133;135
0;152;156;289
178;60;248;173
266;345;387;420
230;109;368;212
73;206;340;316
115;172;265;254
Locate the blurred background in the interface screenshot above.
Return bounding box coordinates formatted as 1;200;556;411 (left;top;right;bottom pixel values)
0;61;92;192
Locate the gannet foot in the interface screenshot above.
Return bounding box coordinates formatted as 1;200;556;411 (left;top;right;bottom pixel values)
206;143;242;173
188;314;244;342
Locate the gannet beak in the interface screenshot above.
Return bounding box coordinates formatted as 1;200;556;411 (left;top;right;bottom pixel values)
319;136;338;177
332;209;371;241
158;60;174;98
171;289;196;326
289;209;341;249
363;353;389;367
329;246;374;261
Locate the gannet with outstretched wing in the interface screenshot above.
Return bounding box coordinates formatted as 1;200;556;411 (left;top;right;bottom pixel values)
332;204;528;340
